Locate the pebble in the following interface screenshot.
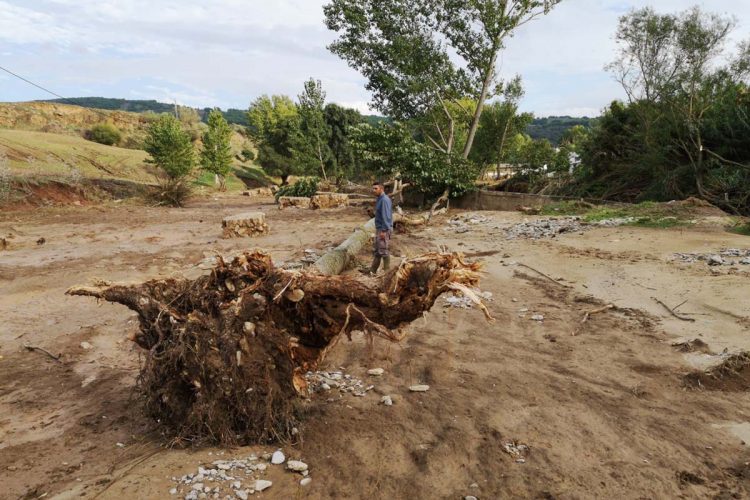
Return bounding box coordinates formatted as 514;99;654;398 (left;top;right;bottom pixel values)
381;395;393;406
169;488;177;495
80;341;93;350
235;490;248;500
192;483;205;491
254;479;273;492
271;450;285;465
231;481;241;490
531;315;544;321
255;463;267;471
465;496;478;500
185;491;198;500
409;385;430;392
367;368;384;376
287;460;308;472
300;477;312;486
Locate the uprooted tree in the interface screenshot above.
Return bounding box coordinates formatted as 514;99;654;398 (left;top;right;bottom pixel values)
67;251;484;445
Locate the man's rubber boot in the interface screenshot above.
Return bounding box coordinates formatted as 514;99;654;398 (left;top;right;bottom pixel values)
370;256;382;275
382;256;391;272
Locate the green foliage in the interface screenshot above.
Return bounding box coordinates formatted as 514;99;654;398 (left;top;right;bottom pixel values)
200;110;234;190
247;95;303;185
351;122;478;198
324;103;364;180
295;79;334;179
88;123;122;146
541;201;693;228
546;6;750;215
728;222;750;236
274;177;320;201
144;114;195;180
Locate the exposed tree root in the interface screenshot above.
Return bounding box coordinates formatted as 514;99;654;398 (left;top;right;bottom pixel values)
67;251;482;445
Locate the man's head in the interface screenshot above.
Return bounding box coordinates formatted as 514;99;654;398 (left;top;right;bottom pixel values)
372;181;385;197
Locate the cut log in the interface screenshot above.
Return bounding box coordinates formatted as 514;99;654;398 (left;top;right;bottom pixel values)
242;187;274;197
310;193;349;209
222;212;269;238
67;251;482;445
278;196;311;209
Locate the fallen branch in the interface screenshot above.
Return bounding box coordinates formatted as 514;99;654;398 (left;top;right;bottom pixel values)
23;344;61;362
581;304;615;324
651;297;696;323
516;263;571;288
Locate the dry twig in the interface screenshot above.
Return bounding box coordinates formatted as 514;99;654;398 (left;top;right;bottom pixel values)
23;344;61;362
651;297;696;322
516;263;571;288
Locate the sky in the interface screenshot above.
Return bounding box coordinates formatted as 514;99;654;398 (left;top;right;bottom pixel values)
0;0;748;117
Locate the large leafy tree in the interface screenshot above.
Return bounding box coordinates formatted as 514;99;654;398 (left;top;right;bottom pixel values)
296;78;334;180
324;103;363;180
247;95;303;185
324;0;562;162
200;109;234;191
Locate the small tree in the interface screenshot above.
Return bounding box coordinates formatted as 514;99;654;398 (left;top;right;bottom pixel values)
88;123;122;146
296;78;334;180
200;109;234;191
144;114;195;206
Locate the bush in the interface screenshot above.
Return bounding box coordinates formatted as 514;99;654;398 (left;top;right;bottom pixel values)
88;124;122;146
274;177;319;201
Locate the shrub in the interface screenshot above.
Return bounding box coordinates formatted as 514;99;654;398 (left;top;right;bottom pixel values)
88;124;122;146
274;177;319;201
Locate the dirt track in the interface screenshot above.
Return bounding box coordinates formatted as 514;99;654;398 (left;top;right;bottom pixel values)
2;197;750;499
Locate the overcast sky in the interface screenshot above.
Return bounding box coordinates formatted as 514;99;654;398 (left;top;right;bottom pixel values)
1;0;748;117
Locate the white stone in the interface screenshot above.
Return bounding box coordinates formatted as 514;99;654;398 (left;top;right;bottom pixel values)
232;481;241;490
235;490;248;500
531;314;544;321
300;477;312;487
380;395;393;406
169;488;177;495
185;491;198;500
271;450;285;464
287;460;308;472
80;341;93;350
254;479;272;492
409;385;430;392
320;383;331;391
367;368;384;376
255;463;267;471
192;483;204;491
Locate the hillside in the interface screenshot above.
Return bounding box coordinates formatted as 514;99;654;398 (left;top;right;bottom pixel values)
526;116;597;144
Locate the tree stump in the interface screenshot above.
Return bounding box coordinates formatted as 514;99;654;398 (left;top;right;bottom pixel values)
278;196;311;209
310;193;349;209
222;212;269;238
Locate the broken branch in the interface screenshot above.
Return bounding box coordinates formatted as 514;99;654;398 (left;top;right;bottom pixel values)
651;297;696;322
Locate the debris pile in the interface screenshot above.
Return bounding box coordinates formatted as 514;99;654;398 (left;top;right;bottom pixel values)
502;217;633;240
447;213;492;234
221;212;269;238
67;251;482;444
443;289;493;310
303;369;374;397
169;450;310;499
502;441;531;464
673;248;750;266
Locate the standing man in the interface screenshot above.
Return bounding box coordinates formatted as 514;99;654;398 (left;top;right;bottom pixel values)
370;180;393;275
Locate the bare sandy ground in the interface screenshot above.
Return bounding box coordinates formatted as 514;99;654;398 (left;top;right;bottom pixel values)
1;197;749;499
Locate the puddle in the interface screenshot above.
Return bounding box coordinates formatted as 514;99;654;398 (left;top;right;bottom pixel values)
712;422;750;444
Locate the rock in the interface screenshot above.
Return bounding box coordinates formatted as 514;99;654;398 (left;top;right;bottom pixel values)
409;385;430;392
235;490;248;500
185;491;199;500
367;368;384;376
380;395;393;406
255;463;267;471
708;254;725;266
254;479;273;492
115;442;125;448
287;460;308;472
80;341;93;350
740;258;750;265
320;382;331;391
271;450;285;465
469;483;479;489
300;477;312;487
169;488;178;495
531;314;544;321
231;481;241;490
192;483;205;491
465;496;478;500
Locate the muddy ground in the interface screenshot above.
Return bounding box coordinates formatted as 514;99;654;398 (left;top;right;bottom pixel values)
1;196;750;499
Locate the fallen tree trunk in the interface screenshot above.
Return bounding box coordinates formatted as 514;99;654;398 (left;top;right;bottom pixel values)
313;212;435;275
67;251;482;445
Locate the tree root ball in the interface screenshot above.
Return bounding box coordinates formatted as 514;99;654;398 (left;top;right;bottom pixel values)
67;251;482;445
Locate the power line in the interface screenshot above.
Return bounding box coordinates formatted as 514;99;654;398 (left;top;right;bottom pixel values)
0;64;113;119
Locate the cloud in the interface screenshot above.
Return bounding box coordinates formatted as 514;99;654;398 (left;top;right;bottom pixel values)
1;0;749;116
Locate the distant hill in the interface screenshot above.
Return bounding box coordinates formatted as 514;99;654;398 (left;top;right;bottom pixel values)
40;97;250;126
526;116;597;144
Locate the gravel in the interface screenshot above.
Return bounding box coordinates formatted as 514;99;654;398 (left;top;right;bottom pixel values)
673;248;750;266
